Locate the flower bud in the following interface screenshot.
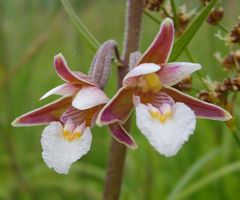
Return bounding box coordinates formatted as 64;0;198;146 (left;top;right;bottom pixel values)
89;40;118;89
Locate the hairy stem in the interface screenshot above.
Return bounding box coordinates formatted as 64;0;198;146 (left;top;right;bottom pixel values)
103;0;144;199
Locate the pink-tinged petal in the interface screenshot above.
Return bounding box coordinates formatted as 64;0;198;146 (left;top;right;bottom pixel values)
158;62;201;86
40;83;81;100
133;93;174;108
97;87;134;126
73;71;96;85
61;106;86;127
108;123;137;149
162;87;232;121
54;53;95;85
123;63;160;87
72;86;109;110
12;97;72;127
138;18;174;65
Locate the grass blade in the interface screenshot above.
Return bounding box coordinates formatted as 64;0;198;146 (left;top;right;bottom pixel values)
177;161;240;199
167;148;220;200
169;0;218;61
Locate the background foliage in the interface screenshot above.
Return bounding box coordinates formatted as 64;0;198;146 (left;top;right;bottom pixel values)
0;0;240;199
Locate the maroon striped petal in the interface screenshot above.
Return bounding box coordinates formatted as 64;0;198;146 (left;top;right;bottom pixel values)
138;18;174;65
54;53;95;85
61;106;87;127
12;97;72;127
162;87;232;121
108;123;137;149
158;62;201;87
97;87;134;126
149;92;175;107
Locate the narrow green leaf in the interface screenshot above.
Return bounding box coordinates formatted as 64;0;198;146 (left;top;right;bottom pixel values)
170;0;179;28
169;0;218;61
176;161;240;199
167;148;220;200
60;0;100;51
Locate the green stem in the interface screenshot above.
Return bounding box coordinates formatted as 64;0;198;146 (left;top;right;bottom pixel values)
217;23;229;34
185;48;209;90
161;6;171;18
144;9;161;24
225;123;240;147
170;0;179;28
60;0;100;51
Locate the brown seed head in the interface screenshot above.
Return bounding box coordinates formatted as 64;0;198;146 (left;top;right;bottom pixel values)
174;76;192;91
229;22;240;43
207;8;224;25
222;51;240;70
144;0;165;12
201;0;211;6
197;91;214;103
176;5;195;36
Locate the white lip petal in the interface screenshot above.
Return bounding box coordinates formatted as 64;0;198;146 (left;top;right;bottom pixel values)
135;102;196;157
72;86;109;110
41;122;92;174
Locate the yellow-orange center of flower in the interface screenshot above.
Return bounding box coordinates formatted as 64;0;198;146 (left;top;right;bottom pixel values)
137;73;162;93
149;106;172;123
63;129;81;142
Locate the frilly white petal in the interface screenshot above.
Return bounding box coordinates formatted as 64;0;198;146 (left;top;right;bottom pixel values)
41;122;92;174
135;102;196;157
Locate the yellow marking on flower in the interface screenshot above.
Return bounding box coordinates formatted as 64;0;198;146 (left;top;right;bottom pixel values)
63;129;81;142
138;73;162;93
149;109;172;123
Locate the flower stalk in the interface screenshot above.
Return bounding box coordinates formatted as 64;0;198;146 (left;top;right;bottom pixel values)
103;0;144;199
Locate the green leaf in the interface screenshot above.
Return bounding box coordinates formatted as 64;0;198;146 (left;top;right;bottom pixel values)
176;161;240;199
169;0;218;62
60;0;100;51
167;148;220;200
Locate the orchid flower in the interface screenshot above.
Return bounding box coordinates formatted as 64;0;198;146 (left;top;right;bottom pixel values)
12;53;131;174
97;18;232;157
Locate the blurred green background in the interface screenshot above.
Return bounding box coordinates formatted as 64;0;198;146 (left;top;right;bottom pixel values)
1;0;240;199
